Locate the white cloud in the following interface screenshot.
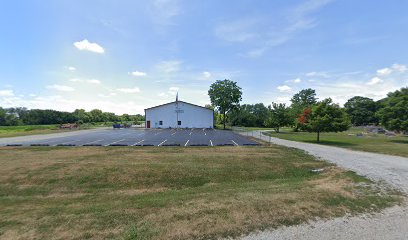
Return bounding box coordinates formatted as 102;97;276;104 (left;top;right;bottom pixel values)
151;0;181;25
87;79;101;84
116;87;141;93
69;78;82;82
277;85;292;92
46;84;75;92
201;71;212;80
367;77;383;85
130;71;147;77
376;63;407;76
158;92;168;97
376;68;392;76
65;66;76;71
155;60;181;73
73;39;105;54
168;87;179;95
305;71;330;78
286;78;302;83
0;90;14;97
29;94;36;97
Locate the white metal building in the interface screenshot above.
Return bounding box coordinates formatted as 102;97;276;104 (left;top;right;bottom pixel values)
144;97;214;129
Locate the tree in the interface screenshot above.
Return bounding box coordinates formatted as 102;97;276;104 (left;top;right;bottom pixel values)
208;79;242;129
265;103;291;133
376;87;408;133
298;98;351;142
344;96;378;126
290;88;318;131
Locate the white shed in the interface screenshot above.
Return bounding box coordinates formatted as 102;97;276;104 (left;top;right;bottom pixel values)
144;98;214;129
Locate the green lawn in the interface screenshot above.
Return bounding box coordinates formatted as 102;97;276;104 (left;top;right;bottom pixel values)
0;124;107;138
0;146;401;239
265;127;408;157
0;125;63;138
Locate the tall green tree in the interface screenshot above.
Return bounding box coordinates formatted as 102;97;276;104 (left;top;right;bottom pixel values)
344;96;378;126
290;88;318;131
265;103;291;132
376;87;408;133
298;98;351;142
208;79;242;129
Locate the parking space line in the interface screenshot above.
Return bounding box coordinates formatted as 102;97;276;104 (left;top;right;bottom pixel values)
231;140;239;146
184;140;189;146
158;139;167;146
171;132;176;135
210;140;213;146
105;139;126;146
189;132;192;135
60;140;79;145
204;132;207;135
132;140;145;146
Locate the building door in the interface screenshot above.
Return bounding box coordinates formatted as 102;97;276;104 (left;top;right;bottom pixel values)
147;121;150;128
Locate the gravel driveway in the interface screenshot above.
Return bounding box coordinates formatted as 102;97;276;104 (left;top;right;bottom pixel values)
239;131;408;240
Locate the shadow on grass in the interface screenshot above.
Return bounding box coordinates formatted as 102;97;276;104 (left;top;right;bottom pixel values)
302;140;357;147
390;139;408;144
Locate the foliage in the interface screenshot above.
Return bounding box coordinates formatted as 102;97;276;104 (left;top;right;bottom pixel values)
376;87;408;133
298;98;351;142
344;96;378;126
208;79;242;129
0;107;144;126
265;103;292;132
229;103;269;127
290;88;318;131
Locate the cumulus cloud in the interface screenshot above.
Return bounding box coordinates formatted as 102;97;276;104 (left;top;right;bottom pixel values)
376;63;407;76
286;78;302;83
87;79;101;84
277;85;292;92
367;77;383;85
65;66;76;71
129;71;147;77
46;84;75;92
73;39;105;54
116;87;141;93
0;90;14;97
201;71;212;80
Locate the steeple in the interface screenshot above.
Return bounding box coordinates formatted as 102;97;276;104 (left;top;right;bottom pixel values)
176;92;179;102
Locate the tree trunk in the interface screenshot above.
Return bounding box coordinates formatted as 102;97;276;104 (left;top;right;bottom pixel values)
276;127;280;133
317;131;320;142
223;110;226;130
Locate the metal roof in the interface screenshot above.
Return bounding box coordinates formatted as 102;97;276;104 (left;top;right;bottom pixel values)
144;101;213;111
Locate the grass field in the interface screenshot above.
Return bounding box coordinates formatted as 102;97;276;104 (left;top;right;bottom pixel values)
0;146;401;239
0;124;108;138
264;127;408;157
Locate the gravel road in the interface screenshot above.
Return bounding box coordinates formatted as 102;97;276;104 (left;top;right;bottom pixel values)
239;131;408;240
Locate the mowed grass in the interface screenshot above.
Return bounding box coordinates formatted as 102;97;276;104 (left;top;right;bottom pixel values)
265;127;408;157
0;146;402;239
0;125;63;138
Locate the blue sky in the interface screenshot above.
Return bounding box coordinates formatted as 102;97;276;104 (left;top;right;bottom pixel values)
0;0;407;114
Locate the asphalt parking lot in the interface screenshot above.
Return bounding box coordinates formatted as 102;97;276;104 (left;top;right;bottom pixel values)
1;128;260;147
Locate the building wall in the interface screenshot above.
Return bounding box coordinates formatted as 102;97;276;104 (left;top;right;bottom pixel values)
145;102;213;128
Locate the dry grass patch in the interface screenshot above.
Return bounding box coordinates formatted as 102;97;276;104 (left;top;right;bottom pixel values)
0;146;402;240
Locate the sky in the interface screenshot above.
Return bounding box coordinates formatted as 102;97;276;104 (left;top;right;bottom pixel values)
0;0;407;115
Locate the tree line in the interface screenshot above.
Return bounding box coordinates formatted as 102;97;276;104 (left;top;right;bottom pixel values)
209;80;408;141
0;107;144;126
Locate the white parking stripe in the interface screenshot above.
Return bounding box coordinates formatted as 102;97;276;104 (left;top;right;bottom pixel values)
158;139;167;146
231;140;239;146
132;140;145;146
184;140;190;146
172;132;176;135
189;132;192;135
60;140;79;145
105;139;126;146
210;140;213;146
204;132;207;135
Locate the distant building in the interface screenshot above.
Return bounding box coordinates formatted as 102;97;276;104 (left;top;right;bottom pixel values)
144;94;214;129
